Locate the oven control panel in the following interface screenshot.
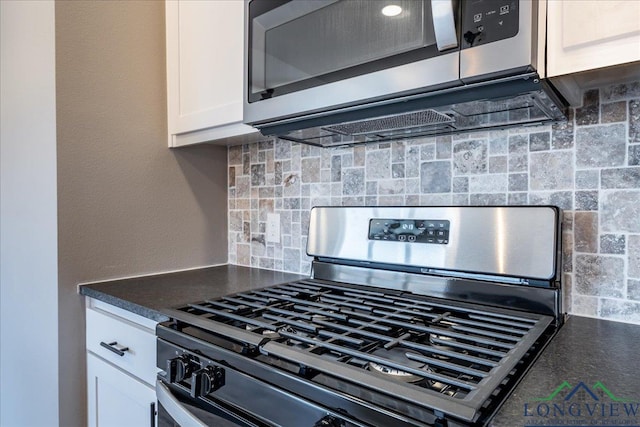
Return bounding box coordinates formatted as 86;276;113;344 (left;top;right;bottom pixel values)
368;219;450;244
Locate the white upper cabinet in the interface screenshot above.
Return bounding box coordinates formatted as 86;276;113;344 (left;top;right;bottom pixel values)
166;0;259;147
547;0;640;77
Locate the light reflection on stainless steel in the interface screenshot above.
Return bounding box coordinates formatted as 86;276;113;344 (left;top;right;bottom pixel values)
308;206;559;280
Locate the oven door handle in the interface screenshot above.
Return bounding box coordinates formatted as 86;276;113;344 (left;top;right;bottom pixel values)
156;380;208;427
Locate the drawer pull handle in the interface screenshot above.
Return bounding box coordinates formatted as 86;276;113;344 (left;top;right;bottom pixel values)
100;341;129;356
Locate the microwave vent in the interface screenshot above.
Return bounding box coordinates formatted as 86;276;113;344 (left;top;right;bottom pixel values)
322;109;454;137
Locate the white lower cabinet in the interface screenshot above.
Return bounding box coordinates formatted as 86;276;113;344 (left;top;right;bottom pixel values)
85;298;159;427
87;352;156;427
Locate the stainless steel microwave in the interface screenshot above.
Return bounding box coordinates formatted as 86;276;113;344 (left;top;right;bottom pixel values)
243;0;566;147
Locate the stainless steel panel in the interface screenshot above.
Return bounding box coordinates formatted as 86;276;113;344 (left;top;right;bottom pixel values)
307;206;559;280
431;0;458;51
244;51;460;125
460;0;538;80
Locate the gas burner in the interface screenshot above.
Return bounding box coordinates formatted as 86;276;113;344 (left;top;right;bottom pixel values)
245;318;279;339
429;334;465;355
278;326;315;348
367;348;426;383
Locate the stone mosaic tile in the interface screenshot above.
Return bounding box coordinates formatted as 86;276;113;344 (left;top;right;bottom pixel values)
353;146;366;167
421;194;453;205
452;194;469;205
552;108;574;150
405;146;420;178
275;140;291;159
530;152;573;190
601;81;640;101
629;279;640;301
600;234;625;254
489;133;508;155
391;141;405;162
575;190;598;211
508;134;528;153
563;211;573;231
453;140;487;174
250;164;265;186
452;176;469;193
508;192;527;205
572;295;598;317
601;190;640;232
300;158;320;183
469;193;506;205
508;153;528;173
600;299;640;323
420;144;436;161
601;167;640;188
242;153;250;175
575;89;599;126
379;179;404;195
366;150;391;179
469;174;507;193
436;137;452;159
420;161;451;193
331;155;342;182
228;79;640;324
529;131;551;151
576;124;626;168
630;100;640;142
601;101;626;123
575;254;624;298
228;166;236;187
562;232;573;272
563;273;573;313
528;191;573;211
629;145;640;166
342;169;364;195
392;163;405;178
489;156;507;173
229;146;242;165
629;235;640;278
508;173;528;192
575;170;599;189
574;212;598;253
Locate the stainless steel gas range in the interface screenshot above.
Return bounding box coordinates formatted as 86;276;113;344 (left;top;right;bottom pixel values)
156;206;564;427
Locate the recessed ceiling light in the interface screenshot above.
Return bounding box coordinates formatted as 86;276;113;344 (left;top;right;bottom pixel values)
382;5;402;17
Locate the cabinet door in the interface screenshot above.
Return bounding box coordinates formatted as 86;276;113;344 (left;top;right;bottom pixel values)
166;0;257;147
547;0;640;77
87;353;156;427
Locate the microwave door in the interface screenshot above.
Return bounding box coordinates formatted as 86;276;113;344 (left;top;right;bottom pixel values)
244;0;462;127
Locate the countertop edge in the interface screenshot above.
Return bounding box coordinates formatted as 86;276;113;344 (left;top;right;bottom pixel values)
80;286;170;322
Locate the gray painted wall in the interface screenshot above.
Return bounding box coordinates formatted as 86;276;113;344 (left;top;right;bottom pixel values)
55;1;228;424
0;1;60;425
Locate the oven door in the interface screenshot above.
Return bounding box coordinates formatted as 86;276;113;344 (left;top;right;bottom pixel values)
156;380;259;427
244;0;462;126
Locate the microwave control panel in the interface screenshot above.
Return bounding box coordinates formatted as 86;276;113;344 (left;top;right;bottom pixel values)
461;0;519;48
368;219;450;244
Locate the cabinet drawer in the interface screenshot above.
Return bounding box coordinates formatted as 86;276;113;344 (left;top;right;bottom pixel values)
86;307;157;386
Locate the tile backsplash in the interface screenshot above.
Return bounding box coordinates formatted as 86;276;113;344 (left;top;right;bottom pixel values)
228;80;640;324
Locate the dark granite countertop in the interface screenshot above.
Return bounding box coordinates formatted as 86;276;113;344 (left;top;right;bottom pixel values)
79;264;305;322
80;266;640;426
491;315;640;427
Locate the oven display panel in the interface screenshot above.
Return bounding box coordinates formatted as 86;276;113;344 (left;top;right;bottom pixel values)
368;219;450;244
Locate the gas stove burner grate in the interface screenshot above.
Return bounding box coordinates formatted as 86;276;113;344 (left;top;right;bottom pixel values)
170;278;553;419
